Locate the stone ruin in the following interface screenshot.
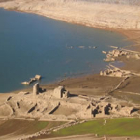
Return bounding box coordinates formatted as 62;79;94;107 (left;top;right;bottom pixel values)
100;66;133;78
100;48;140;78
0;84;139;120
103;48;140;62
33;83;39;95
52;86;70;99
21;75;42;85
33;84;70;98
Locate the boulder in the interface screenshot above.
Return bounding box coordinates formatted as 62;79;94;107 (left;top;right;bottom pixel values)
21;81;30;85
35;75;42;80
102;51;107;54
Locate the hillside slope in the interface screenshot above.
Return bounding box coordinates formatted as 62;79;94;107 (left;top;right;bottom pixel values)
0;0;140;29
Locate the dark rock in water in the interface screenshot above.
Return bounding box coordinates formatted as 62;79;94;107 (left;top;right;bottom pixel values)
35;75;42;80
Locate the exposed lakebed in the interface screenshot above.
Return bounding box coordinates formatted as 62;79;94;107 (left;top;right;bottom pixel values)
0;8;133;92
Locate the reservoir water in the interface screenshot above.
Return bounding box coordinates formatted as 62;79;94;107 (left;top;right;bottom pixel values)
0;8;133;93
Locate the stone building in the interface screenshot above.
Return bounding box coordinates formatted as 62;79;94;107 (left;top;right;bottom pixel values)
33;83;39;95
53;86;70;98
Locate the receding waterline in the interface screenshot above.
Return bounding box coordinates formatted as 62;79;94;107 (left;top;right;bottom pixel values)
0;8;133;93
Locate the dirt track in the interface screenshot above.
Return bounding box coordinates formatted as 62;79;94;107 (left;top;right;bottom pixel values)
38;134;140;140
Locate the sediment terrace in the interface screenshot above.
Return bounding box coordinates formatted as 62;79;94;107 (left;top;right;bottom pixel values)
0;0;140;29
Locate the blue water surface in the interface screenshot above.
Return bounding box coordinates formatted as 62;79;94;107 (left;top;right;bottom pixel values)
0;8;133;92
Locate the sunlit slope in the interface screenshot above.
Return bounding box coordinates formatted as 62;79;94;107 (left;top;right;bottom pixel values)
0;0;140;29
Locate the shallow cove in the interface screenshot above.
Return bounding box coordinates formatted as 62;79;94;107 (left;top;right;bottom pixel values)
0;8;133;93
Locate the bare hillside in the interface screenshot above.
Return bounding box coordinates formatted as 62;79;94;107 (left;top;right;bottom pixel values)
0;0;140;29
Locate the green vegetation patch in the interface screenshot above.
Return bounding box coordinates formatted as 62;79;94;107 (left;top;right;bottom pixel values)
35;121;49;130
52;118;140;137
